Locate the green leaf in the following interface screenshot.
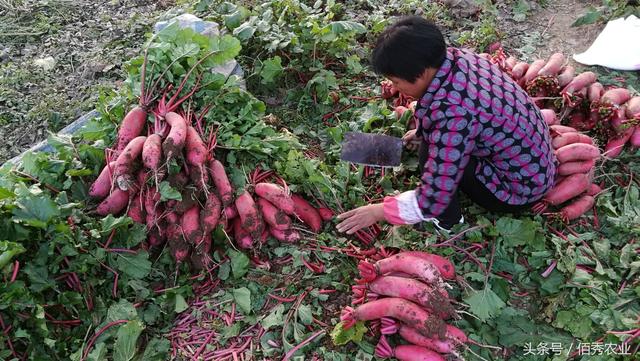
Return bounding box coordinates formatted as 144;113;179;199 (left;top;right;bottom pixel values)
228;249;249;278
113;320;144;361
260;303;285;330
218;261;230;280
107;300;137;322
220;323;241;341
0;187;15;200
260;56;283;84
224;7;249;30
232;287;251;314
0;241;26;269
495;217;537;247
345;55;363;74
101;215;133;233
158;181;182;202
233;22;256;41
572;8;602;27
23;265;52;292
174;294;188;313
12;188;60;228
171;43;200;61
86;342;107;361
464;287;506;322
209;35;242;65
115;251;152;279
140;338;171;361
538;270;565;294
512;0;530;22
321;21;366;41
66;168;93;177
297;304;313;325
330;321;367;346
553;310;593;338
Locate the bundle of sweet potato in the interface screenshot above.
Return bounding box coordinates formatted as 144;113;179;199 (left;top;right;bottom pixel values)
88;106;331;270
531;124;601;222
340;251;468;361
492;51;640;157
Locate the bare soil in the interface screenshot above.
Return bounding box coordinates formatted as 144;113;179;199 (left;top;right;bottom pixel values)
0;0;175;163
496;0;603;63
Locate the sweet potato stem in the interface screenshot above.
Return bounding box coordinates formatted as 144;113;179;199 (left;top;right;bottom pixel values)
81;319;128;361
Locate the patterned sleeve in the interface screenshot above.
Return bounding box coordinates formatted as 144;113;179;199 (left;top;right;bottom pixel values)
383;103;477;224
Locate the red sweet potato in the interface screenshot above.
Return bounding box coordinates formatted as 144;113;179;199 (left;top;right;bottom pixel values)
587;183;602;196
358;254;442;284
395;251;456;280
542;173;590;206
521;59;545;85
89;161;116;199
505;56;517;70
167;223;188;263
555;143;600;163
185;126;208;166
291;194;322;232
559;195;594;222
398;324;467;354
604;127;634;158
317;207;335;221
114;106;147;157
551;132;594;149
163;112;187;159
142;134;162;171
625;96;640;118
510;62;529;80
96;189;130;216
550;124;578;135
254;182;295;214
233;218;253;249
269;228;301;243
557;65;575;87
201;193;222;235
235;191;264;239
127;192;145;223
540;109;557;126
181;206;201;245
601;88;631;106
557;159;596;176
257;198;292;231
208;159;233;206
562;72;597;94
340;298;446;339
355;276;454;319
375;336;445;361
587;82;604;103
537;53;565;76
224;205;238;220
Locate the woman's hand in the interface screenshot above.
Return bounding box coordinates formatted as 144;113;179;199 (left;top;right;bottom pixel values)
402;129;420;151
336;203;385;234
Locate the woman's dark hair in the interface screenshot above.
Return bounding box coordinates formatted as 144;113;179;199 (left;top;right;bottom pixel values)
371;16;446;82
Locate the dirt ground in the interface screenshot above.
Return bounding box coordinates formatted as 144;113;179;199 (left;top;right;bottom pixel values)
0;0;175;163
0;0;607;163
496;0;603;62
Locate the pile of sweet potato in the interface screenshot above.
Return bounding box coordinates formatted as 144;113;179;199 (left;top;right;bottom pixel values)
491;51;640;157
88;106;332;270
340;251;467;361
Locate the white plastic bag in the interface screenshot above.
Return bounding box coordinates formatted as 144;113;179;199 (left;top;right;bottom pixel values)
573;15;640;71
